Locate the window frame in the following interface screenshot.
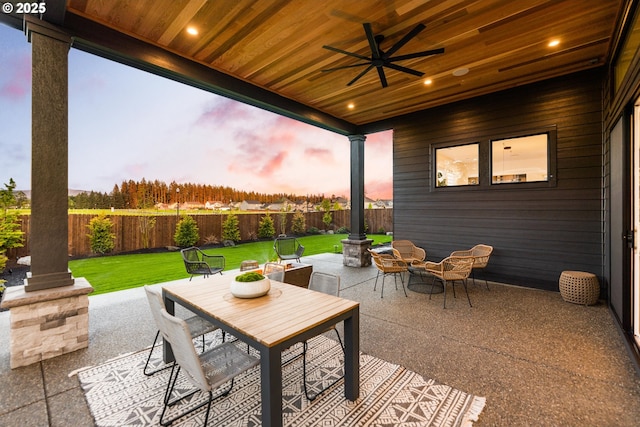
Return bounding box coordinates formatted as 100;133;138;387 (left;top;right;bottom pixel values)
431;127;557;191
433;142;480;188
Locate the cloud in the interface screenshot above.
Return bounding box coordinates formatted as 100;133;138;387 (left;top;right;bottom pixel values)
259;150;287;176
365;179;393;200
195;98;253;127
365;129;393;150
0;53;30;102
304;147;333;162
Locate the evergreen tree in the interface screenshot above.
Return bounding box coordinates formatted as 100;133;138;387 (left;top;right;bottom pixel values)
174;216;199;247
222;213;241;242
291;211;306;235
258;213;276;238
86;215;115;254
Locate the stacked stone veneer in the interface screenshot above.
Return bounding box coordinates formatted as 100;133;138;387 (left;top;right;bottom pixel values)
1;278;93;369
342;239;373;267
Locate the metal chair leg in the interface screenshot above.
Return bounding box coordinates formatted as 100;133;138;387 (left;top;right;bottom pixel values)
144;331;174;376
462;278;472;307
303;330;344;401
160;363;234;426
145;329;217;376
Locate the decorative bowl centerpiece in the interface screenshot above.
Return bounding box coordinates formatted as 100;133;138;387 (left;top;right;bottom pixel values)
230;271;271;298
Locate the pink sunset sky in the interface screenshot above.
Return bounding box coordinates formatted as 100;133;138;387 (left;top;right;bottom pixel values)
0;24;393;200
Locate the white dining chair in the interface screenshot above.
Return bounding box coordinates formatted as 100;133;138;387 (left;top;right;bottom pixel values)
157;308;259;426
143;286;220;376
302;272;345;400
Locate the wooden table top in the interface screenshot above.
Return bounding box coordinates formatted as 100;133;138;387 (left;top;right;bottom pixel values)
163;275;359;347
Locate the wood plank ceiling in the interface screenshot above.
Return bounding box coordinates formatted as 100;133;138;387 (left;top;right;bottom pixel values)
22;1;629;129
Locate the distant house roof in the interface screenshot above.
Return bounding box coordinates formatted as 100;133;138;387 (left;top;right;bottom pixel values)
240;200;264;210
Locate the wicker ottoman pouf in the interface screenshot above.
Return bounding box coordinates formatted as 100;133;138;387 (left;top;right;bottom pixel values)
559;271;599;305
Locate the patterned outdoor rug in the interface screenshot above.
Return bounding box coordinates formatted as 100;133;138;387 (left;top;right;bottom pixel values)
74;332;485;426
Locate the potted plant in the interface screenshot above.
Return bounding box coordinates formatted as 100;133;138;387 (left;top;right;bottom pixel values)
230;271;271;298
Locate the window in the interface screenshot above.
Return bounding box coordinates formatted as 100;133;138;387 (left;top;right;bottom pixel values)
435;143;479;187
614;5;640;92
491;134;548;184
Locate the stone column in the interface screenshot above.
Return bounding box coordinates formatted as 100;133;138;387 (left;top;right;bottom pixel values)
342;134;372;267
0;19;92;369
25;18;74;291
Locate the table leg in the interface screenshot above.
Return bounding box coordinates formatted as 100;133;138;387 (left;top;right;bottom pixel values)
162;293;175;363
344;307;360;401
261;346;282;427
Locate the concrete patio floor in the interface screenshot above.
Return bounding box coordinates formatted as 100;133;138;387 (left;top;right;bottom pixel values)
1;253;639;426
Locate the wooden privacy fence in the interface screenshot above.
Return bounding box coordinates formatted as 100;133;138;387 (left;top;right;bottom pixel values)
7;209;393;259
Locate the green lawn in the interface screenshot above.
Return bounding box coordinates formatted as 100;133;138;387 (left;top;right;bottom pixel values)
69;234;391;295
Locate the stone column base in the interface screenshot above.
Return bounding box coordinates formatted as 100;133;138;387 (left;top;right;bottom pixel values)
1;278;93;369
342;239;373;267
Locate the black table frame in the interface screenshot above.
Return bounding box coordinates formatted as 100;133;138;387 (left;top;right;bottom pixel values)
162;283;359;427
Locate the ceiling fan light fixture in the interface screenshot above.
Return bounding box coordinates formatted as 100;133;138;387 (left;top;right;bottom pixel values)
322;22;445;88
453;67;469;76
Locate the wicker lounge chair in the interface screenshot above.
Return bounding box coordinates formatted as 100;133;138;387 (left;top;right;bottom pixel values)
391;240;426;264
450;244;493;289
369;249;409;298
423;256;474;308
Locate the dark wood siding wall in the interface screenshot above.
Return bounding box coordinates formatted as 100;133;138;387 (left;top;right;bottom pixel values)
391;68;604;291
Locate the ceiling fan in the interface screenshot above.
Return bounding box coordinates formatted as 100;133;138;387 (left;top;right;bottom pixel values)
322;23;444;88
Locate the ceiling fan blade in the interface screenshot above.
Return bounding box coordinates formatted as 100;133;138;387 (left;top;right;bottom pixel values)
384;23;426;58
347;64;375;86
376;67;388;88
323;45;371;61
385;63;424;77
321;63;372;72
388;48;445;62
363;23;381;59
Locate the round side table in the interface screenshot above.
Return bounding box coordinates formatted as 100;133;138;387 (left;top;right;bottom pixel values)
559;271;599;305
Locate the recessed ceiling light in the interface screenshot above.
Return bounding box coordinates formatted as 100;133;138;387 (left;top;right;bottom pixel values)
548;39;560;47
186;27;198;36
347;103;355;109
424;79;433;85
453;68;469;77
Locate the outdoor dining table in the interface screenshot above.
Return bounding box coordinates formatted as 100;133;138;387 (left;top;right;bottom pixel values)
162;275;360;427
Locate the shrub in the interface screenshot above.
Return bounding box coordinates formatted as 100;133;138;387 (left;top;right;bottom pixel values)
278;210;287;235
307;226;321;235
174;215;199;248
291;211;306;235
203;234;219;245
322;211;333;230
87;215;115;254
258;213;276;239
222;213;241;242
0;179;24;270
0;212;23;265
336;226;349;234
139;215;156;249
377;227;386;234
